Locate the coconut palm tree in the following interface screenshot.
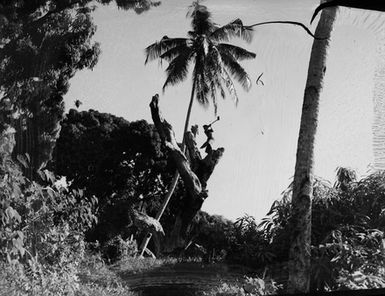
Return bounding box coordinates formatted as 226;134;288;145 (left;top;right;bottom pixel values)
145;2;255;131
289;1;385;292
139;1;256;255
287;2;337;293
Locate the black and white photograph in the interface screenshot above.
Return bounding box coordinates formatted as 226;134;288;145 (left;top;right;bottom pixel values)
2;1;385;295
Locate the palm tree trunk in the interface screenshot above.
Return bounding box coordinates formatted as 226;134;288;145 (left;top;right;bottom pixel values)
287;2;337;293
181;80;196;152
139;80;197;256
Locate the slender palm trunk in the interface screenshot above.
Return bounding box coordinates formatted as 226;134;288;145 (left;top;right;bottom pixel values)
287;3;336;293
139;80;197;256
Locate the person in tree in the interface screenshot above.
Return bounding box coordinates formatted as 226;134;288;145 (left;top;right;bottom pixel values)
191;124;199;138
200;124;214;154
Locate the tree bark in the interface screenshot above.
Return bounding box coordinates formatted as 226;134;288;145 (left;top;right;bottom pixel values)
287;2;337;294
149;94;224;252
138;81;197;256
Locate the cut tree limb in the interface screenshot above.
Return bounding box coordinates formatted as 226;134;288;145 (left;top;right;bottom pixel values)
150;94;202;197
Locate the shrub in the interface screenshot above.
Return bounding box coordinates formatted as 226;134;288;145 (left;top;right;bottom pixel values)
101;236;137;263
311;226;385;291
0;258;80;296
226;215;274;268
203;276;280;296
261;170;385;291
0;154;98;295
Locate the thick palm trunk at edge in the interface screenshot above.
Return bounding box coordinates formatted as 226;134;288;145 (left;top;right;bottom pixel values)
139;82;196;256
287;4;336;293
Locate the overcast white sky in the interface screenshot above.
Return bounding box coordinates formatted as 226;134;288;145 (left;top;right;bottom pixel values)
64;0;385;221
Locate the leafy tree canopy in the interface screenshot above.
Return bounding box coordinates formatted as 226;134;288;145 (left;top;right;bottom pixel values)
0;0;161;179
53;109;176;242
54;108;169;202
0;0;159;121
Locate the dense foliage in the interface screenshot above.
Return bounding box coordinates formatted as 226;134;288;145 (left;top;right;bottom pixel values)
1;0;100;178
2;2;385;294
203;276;280;296
53;109;179;247
259;169;385;291
0;3;163;294
183;168;385;292
0;129;98;295
54;109;167;201
0;0;160;179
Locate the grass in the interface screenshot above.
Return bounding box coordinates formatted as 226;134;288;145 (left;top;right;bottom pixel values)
77;282;136;296
109;256;179;274
77;252;246;296
0;251;281;296
77;252;136;296
77;252;200;296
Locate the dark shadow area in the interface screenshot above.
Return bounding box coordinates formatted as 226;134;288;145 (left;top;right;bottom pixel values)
114;261;255;294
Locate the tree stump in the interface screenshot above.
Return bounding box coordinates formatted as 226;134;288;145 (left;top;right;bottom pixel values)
149;94;224;251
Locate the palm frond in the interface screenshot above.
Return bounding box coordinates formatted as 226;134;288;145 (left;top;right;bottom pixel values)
208;70;224;114
206;45;244;107
187;1;215;35
246;21;321;40
221;68;239;105
160;42;192;62
334;167;357;190
144;36;189;64
221;51;252;91
193;53;210;105
210;66;226;101
217;43;256;61
210;82;218;114
210;19;253;43
145;3;253;110
195;79;210;105
186;0;203;17
204;47;226;114
162;48;194;90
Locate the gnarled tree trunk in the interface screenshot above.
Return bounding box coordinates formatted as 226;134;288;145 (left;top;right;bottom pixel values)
149;94;224;253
